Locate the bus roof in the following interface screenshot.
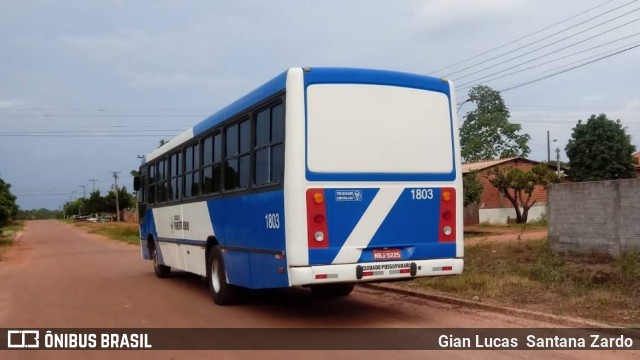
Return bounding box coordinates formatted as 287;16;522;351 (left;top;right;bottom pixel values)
144;67;450;163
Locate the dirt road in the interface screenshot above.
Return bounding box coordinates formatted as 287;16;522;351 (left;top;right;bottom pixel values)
0;220;635;359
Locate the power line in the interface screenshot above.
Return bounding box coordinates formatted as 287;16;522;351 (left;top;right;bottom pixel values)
431;0;620;73
499;43;640;93
442;0;640;77
456;34;640;90
0;114;204;118
0;134;178;138
0;129;185;134
0;124;187;128
0;108;213;112
450;10;640;81
15;192;78;196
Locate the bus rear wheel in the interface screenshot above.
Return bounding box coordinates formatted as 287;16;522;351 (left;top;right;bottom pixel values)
311;283;355;297
207;247;239;305
152;247;171;278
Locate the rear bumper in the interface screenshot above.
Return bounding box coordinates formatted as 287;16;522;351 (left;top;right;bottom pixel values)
289;258;463;286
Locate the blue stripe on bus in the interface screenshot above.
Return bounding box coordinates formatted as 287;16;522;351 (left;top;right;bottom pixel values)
207;191;289;289
358;188;456;261
309;188;378;265
303;67;451;93
192;71;288;137
140;208;163;262
302;67;456;182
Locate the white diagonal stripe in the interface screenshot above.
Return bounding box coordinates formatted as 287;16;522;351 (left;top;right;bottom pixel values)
332;188;403;264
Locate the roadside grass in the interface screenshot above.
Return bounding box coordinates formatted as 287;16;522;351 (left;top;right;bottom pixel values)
0;220;25;257
475;219;548;232
70;222;140;245
411;238;640;325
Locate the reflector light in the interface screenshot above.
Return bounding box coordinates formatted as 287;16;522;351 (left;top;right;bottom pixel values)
438;187;456;243
399;268;411;274
315;274;328;279
307;188;329;248
442;266;453;271
362;271;374;277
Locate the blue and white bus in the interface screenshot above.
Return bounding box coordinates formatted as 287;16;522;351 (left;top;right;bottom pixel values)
134;67;463;305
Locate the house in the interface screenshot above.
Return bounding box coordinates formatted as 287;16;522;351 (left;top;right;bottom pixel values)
462;157;558;224
634;151;640;177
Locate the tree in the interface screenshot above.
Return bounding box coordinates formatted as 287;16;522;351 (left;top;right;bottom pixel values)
565;114;637;181
462;173;483;207
84;190;107;214
63;198;85;217
487;164;559;223
158;139;168;148
0;177;17;228
16;208;62;220
460;85;531;162
105;186;134;213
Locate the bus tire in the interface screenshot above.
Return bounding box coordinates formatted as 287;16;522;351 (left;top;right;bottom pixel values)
207;246;239;306
152;247;171;278
311;283;355;297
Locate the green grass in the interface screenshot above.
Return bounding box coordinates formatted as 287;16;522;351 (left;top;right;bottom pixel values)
0;220;25;255
68;222;141;245
474;219;548;232
90;225;140;245
411;238;640;325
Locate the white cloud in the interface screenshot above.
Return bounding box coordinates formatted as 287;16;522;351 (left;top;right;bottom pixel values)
58;31;138;63
0;99;21;109
412;0;528;31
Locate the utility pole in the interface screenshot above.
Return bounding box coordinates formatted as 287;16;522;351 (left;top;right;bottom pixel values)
110;171;121;222
79;185;86;198
556;148;561;177
547;131;550;162
89;179;99;193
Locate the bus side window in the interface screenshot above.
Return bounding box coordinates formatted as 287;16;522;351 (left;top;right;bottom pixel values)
213;133;222;193
255;103;284;186
148;165;155;204
224;121;250;191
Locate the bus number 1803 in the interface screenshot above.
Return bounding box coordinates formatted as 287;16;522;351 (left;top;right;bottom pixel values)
265;213;280;229
411;189;434;200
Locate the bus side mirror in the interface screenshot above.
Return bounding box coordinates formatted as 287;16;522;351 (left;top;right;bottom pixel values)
133;176;141;191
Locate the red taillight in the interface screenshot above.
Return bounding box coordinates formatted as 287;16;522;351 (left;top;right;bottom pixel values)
442;266;453;271
438;188;456;242
306;188;329;248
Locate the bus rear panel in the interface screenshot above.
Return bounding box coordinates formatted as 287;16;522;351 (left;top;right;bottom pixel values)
285;68;463;286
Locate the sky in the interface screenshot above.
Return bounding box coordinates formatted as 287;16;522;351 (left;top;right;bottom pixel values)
1;0;639;210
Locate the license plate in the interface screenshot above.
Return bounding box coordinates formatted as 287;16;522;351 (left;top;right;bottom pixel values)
373;249;402;261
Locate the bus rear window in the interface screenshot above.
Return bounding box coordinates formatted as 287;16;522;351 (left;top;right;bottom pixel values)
306;84;454;174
